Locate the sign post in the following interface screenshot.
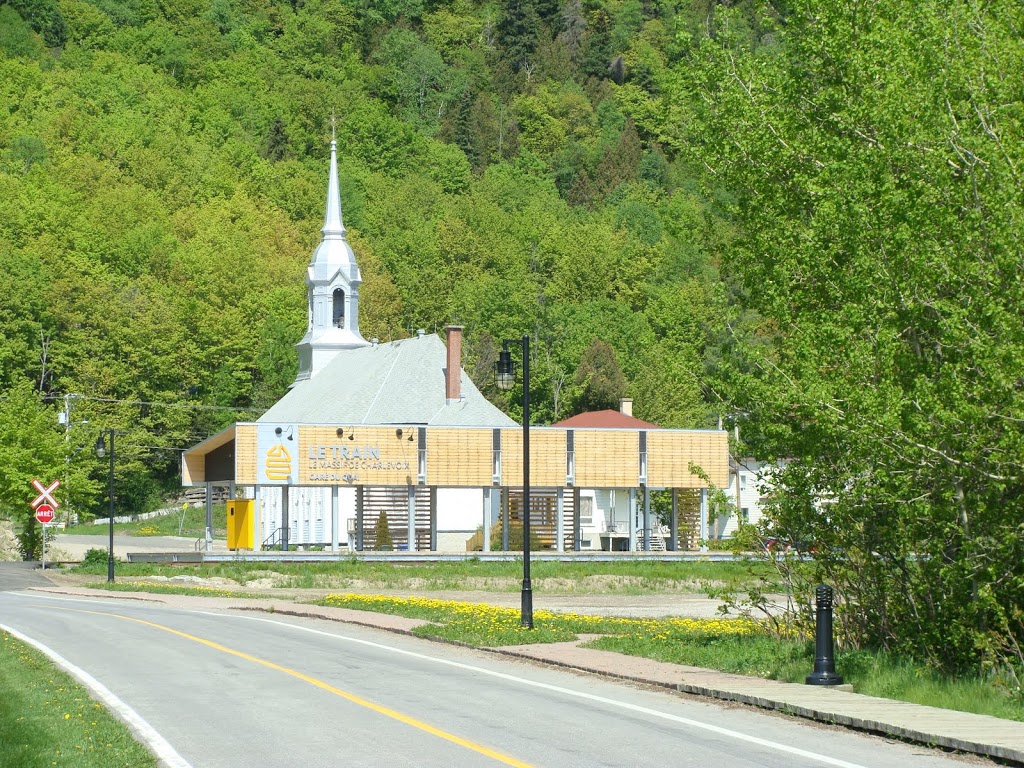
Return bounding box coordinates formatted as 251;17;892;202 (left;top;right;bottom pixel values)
31;479;61;570
35;504;55;570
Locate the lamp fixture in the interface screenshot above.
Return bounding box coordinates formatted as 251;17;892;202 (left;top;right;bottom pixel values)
496;350;516;391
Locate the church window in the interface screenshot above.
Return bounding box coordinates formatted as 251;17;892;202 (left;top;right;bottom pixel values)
332;289;345;327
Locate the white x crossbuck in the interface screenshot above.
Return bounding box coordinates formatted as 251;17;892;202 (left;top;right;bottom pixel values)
31;478;61;509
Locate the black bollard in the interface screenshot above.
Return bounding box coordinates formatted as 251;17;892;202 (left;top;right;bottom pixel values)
805;584;844;685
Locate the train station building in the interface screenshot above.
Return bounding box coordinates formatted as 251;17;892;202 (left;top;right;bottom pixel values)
181;139;729;554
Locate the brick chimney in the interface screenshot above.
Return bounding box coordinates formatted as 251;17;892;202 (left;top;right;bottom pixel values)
619;397;633;417
445;326;464;403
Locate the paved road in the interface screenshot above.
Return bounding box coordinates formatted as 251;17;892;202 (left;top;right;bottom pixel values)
0;588;980;768
47;534;206;561
0;561;52;591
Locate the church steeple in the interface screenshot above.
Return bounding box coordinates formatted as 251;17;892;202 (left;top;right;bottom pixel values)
321;120;346;239
293;128;370;385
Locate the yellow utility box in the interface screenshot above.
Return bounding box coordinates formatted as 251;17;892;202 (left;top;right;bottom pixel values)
227;499;254;550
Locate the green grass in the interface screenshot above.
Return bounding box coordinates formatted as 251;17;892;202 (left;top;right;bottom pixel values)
317;592;758;648
74;558;776;594
312;593;1024;722
91;581;266;599
0;631;158;768
62;504;227;538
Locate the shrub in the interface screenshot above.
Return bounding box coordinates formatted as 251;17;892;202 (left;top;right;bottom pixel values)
81;548;109;567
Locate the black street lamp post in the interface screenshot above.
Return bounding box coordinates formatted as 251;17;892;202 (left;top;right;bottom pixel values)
94;430;115;583
496;335;533;629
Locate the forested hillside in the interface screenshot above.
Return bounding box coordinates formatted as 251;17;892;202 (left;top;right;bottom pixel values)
0;0;738;511
2;0;1024;677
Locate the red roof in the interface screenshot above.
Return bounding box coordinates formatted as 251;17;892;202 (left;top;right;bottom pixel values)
552;410;661;429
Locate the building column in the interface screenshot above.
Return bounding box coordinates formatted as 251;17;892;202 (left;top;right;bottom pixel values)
573;487;581;552
407;486;416;552
628;489;637;552
253;485;262;551
642;485;651;552
556;488;564;553
205;484;213;550
355;486;364;552
331;486;339;552
429;486;437;551
482;488;492;553
699;488;708;553
668;488;678;551
281;485;290;552
501;488;510;551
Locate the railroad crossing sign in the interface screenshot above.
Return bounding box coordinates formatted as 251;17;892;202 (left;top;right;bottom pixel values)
35;503;55;525
30;478;60;510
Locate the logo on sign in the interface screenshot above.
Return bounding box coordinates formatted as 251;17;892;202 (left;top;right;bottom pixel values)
265;445;292;482
257;424;298;484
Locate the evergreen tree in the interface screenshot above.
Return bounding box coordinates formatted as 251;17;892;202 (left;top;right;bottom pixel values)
573;339;627;413
496;0;540;71
374;511;393;551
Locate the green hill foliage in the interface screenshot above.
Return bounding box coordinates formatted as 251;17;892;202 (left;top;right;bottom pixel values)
0;0;732;517
1;0;1023;679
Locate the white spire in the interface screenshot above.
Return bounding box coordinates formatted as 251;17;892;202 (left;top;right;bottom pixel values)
322;114;345;239
293;129;369;386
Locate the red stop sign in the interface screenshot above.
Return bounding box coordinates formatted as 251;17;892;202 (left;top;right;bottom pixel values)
35;503;55;524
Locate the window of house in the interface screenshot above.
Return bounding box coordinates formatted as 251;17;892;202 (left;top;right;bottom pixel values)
579;496;594;526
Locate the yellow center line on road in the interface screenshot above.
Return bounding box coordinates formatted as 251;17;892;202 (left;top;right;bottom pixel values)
68;607;536;768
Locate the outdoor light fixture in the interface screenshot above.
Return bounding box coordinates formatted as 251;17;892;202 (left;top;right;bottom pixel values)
336;428;344;438
94;429;116;583
496;349;516;392
495;335;533;629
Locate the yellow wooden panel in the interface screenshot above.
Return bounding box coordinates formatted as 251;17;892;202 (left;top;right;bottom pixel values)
297;425;420;486
182;451;205;485
235;424;258;485
647;430;729;488
500;428;566;487
182;425;238;486
573;431;639;487
427;428;494;486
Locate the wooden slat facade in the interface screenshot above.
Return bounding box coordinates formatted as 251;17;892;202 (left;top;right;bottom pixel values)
235;424;258;485
500;428;567;488
358;486;432;551
507;489;574;550
573;430;639;488
674;488;703;551
185;424;730;492
647;430;729;489
427;428;493;486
